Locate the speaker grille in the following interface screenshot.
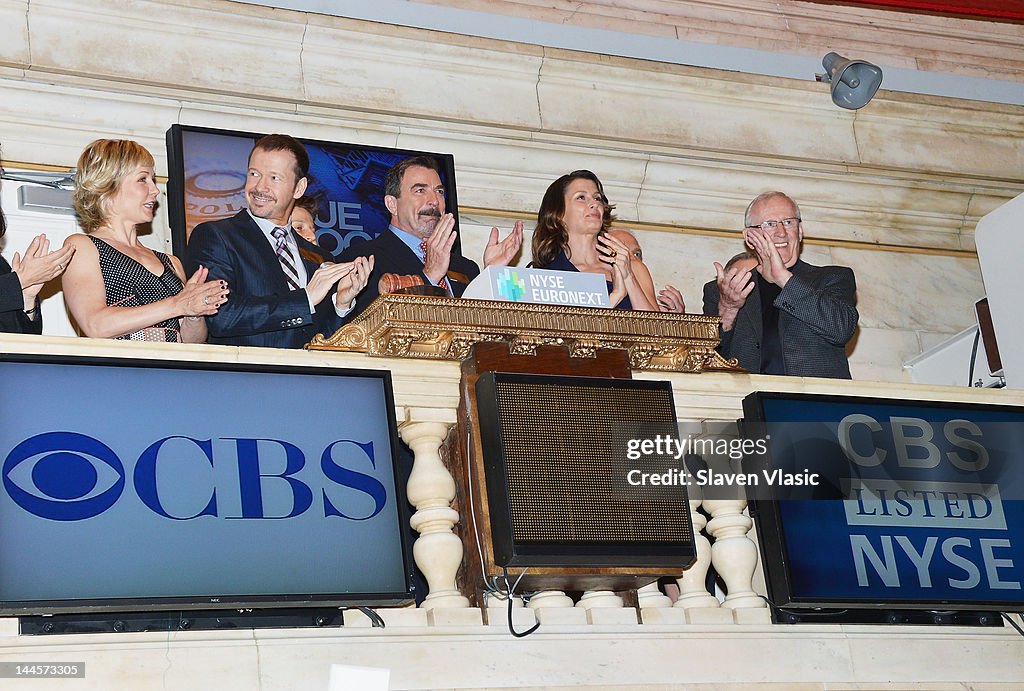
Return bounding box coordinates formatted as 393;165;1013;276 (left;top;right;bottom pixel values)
476;373;693;567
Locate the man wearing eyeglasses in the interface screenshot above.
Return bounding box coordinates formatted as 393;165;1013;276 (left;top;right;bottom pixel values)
703;191;858;378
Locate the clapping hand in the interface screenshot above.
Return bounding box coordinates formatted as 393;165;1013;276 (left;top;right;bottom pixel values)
743;227;791;287
657;285;686;313
307;261;357;306
422;214;457;285
334;256;374;308
483;220;523;267
714;260;755;331
11;234;76;298
597;232;634;282
178;265;229;317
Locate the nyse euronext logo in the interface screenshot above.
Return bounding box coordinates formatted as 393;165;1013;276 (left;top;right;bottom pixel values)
496;268;526;302
2;431;387;522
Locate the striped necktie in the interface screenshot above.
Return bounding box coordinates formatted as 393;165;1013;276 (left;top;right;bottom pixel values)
271;226;301;290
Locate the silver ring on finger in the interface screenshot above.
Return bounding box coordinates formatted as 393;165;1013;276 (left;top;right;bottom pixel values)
203;296;210;305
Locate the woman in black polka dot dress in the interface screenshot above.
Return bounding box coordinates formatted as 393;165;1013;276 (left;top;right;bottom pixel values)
62;140;229;342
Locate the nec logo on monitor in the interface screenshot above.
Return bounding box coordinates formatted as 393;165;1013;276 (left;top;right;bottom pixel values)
3;431;387;522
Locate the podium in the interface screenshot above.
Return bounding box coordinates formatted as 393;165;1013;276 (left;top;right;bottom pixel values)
309;294;740;373
310;295;740;603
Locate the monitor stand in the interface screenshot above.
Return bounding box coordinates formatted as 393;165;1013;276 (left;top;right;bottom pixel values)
17;607;365;635
771;608;1003;626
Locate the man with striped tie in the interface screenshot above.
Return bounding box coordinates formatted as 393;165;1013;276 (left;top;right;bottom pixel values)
186;134;372;348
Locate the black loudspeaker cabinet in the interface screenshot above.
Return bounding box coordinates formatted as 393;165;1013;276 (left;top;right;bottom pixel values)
473;371;695;584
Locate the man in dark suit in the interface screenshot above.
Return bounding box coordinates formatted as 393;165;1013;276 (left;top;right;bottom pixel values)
185;134;372;348
703;191;858;379
338;156;522;321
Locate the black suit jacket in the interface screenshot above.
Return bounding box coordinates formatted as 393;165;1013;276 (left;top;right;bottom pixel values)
0;254;41;334
703;259;858;379
185;210;336;348
337;228;480;322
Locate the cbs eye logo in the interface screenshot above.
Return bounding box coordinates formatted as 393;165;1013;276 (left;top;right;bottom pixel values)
3;432;125;521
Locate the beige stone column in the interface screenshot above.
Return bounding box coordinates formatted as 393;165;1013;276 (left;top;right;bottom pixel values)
636;582;672;608
702;495;766;611
675;483;720;610
399;413;471;610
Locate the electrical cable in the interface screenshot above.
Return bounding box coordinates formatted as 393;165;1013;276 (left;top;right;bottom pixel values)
356;606;386;628
464;428;507;600
503;567;540;638
464;425;539;636
757;594;848;619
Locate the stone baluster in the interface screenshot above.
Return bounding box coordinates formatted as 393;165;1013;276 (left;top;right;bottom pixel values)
528;591;575;609
577;590;638;625
528;590;586;625
576;591;624;609
675;482;720;610
636;582;672;609
484;592;537;629
400;418;470;610
702;495;765;610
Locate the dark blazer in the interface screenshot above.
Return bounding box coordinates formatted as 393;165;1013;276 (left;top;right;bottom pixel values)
703;259;858;379
0;254;41;334
337;227;480;322
185;210;336;348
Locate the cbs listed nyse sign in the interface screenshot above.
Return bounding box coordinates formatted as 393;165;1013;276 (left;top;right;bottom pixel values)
836;415;1016;592
757;396;1024;604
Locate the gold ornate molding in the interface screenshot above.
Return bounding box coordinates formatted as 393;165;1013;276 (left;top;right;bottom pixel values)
308;295;742;373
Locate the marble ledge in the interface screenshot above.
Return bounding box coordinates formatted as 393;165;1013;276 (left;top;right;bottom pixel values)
484;605;537;628
636;369;1024;408
2;70;1021;225
1;616;1017;646
397;407;460;426
429;0;1024;80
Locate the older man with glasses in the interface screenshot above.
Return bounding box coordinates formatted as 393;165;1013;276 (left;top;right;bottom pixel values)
703;191;859;378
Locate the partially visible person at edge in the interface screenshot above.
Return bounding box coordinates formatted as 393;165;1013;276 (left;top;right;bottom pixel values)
608;228;691;314
531;170;657;310
62;139;227;342
0;143;74;333
662;251;756;314
702;191;858;378
290;194;319;245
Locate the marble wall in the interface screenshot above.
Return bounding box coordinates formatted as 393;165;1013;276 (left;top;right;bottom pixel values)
408;0;1024;82
0;0;1021;382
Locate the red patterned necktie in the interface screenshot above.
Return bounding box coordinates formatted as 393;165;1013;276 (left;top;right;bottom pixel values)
272;227;301;290
419;239;450;291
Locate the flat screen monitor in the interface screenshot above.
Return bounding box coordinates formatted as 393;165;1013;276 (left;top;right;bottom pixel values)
743;391;1024;615
0;353;414;615
165;124;460;259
